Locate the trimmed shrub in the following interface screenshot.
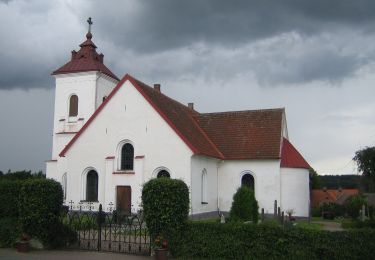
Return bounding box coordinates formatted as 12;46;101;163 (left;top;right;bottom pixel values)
142;178;189;240
0;217;21;247
229;186;258;222
169;221;375;259
19;178;74;248
0;180;22;218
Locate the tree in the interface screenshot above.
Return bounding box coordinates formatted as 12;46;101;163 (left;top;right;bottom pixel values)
354;146;375;192
309;168;321;189
230;186;258;222
344;194;366;219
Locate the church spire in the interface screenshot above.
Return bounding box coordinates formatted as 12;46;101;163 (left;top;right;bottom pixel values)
52;17;119;81
86;17;93;40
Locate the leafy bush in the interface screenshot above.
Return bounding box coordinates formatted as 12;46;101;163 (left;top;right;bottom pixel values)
18;178;74;248
0;170;45;181
142;178;189;240
0;180;22;218
342;219;375;229
229;186;258;222
0;217;21;247
169;222;375;259
345;195;367;219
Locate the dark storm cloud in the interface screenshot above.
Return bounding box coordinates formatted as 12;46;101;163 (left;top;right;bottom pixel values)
89;0;375;52
2;0;375;90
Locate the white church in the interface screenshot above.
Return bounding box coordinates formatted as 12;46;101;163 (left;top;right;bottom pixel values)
46;28;311;218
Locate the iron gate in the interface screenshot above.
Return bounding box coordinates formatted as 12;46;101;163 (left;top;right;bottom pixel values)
65;204;151;255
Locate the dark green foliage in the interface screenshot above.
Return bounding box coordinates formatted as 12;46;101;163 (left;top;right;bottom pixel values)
229;186;258;222
310;168;321;189
342;219;375;229
142;178;189;240
0;180;22;218
18;178;74;248
0;218;21;247
0;178;74;248
344;194;367;219
317;175;360;189
313;202;345;218
0;170;45;181
354;146;375;192
169;222;375;259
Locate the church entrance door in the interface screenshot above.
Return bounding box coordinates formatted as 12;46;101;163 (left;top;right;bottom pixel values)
116;186;132;215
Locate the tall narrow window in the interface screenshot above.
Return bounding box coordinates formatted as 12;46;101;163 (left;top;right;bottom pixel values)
121;143;134;170
201;169;207;204
86;170;98;201
62;173;67;200
69;95;78;117
241;173;255;191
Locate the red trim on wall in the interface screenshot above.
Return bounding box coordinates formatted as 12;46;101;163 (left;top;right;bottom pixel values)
59;74;130;157
135;155;145;159
105;156;115;159
127;76;199;154
113;171;135;175
59;74;199;157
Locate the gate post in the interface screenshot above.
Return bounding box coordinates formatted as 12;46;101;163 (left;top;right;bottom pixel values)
97;204;103;251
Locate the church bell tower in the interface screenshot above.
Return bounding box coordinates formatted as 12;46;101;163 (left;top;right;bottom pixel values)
49;18;119;160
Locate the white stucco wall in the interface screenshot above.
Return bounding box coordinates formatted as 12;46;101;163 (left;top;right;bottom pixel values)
95;74;118;108
280;168;310;217
50;72;117;160
190;155;219;215
218;160;281;214
62;80;193;212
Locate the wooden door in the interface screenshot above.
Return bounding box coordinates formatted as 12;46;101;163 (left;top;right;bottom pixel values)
116;186;132;215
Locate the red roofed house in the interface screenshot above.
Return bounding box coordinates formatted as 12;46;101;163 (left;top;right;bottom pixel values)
46;30;311;217
311;188;359;208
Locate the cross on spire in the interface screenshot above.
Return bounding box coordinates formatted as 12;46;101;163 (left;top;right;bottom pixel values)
87;17;93;33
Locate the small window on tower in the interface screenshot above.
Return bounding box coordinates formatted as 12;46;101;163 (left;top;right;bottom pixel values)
102;96;107;103
69;95;78;117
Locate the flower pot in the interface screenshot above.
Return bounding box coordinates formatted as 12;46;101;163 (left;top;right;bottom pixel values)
17;241;30;253
154;248;168;260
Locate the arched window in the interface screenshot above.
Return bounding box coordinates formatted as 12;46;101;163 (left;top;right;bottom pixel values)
157;170;170;178
69;95;78;117
62;173;67;200
241;173;255;191
121;143;134;170
201;169;207;204
86;170;98;201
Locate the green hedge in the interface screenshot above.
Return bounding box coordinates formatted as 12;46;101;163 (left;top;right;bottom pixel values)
142;178;189;240
19;178;67;247
0;178;75;248
0;217;21;247
0;180;22;218
169;222;375;259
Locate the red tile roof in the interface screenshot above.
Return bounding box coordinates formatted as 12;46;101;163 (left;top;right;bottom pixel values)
311;189;359;207
52;32;119;81
59;74;308;164
198;109;284;159
281;138;310;169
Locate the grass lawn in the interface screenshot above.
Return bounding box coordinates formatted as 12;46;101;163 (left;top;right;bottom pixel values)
294;221;323;230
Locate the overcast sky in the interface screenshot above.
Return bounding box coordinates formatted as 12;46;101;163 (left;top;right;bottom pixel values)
0;0;374;175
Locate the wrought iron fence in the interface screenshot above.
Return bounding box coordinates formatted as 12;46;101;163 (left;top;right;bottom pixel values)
64;203;151;255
